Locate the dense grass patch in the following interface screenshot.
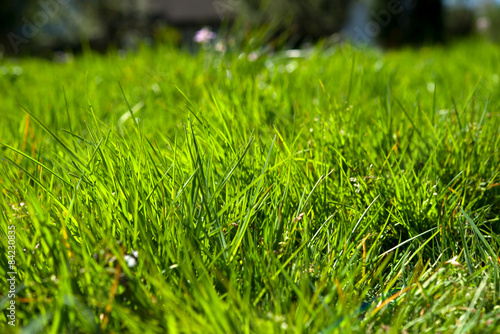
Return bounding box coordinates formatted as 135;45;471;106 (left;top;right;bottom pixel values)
1;40;500;333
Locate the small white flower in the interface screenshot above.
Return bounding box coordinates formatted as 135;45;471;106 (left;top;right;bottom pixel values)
124;250;138;268
476;17;490;33
247;52;258;61
215;41;226;52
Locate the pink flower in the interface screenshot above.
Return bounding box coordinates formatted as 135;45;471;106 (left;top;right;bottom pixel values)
194;27;216;44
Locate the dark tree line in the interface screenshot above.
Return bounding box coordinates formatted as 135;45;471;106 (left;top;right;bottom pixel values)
0;0;479;55
243;0;483;48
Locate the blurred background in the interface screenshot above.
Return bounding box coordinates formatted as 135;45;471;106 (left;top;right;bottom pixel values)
1;0;500;57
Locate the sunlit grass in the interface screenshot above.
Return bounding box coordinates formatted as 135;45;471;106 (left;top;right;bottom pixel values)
1;39;499;333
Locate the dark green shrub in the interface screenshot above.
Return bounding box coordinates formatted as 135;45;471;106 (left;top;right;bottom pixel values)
374;0;444;47
236;0;352;43
0;0;150;55
444;6;474;39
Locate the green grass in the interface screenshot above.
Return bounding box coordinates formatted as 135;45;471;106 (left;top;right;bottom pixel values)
1;39;500;333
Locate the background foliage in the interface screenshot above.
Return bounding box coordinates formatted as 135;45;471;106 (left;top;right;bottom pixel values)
2;0;500;55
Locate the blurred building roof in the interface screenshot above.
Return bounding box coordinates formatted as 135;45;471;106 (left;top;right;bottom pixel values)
149;0;230;25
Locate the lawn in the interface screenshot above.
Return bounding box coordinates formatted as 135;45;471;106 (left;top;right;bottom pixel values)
1;39;500;333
